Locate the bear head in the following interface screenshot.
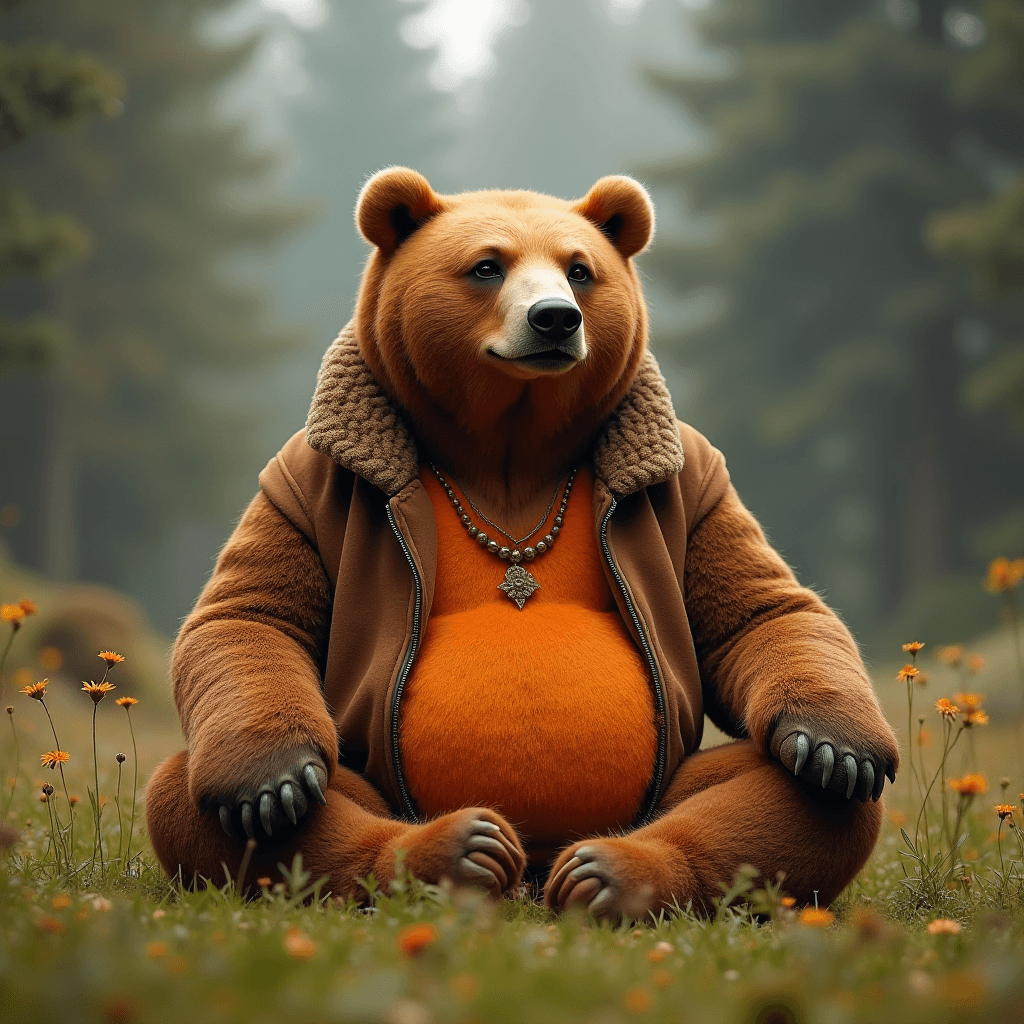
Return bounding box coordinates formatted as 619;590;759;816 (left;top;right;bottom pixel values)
353;168;655;480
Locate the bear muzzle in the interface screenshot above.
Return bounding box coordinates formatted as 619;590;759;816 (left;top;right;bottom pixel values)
488;298;586;374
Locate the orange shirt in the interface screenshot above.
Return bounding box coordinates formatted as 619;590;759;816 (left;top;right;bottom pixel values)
400;465;657;862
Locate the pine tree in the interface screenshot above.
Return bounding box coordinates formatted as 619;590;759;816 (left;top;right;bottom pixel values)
645;0;1024;641
0;1;307;625
0;15;121;367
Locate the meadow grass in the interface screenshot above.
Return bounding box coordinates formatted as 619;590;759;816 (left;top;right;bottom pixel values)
3;592;1024;1022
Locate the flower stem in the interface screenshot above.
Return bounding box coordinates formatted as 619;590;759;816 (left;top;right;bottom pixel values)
92;702;103;872
40;698;73;852
0;626;14;699
115;759;123;861
124;709;138;870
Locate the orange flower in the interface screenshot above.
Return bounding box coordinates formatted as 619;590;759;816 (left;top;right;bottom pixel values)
967;654;985;673
927;918;961;935
996;804;1016;821
98;651;125;666
938;645;964;667
40;750;69;769
934;698;959;720
1;604;25;625
917;727;932;746
647;941;673;963
19;679;47;701
283;927;318;960
397;922;438;956
897;665;920;683
955;692;983;710
963;709;989;728
18;599;37;616
799;907;835;927
114;696;138;708
623;988;652;1013
82;680;115;703
146;942;168;959
949;774;987;796
780;896;796;908
984;556;1024;593
902;641;925;654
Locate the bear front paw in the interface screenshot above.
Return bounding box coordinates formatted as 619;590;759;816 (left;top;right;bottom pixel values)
206;744;329;842
770;714;897;802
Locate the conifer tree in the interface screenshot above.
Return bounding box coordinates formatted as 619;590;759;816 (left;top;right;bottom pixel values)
646;0;1024;638
0;1;307;621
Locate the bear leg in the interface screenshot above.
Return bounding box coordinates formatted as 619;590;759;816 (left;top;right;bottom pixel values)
146;751;526;899
544;739;882;921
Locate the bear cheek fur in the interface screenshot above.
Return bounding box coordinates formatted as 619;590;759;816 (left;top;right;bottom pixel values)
356;208;650;443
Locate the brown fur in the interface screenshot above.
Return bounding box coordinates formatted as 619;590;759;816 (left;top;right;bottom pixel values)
148;170;898;917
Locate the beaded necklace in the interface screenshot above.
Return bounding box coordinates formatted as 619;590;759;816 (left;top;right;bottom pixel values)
429;465;578;609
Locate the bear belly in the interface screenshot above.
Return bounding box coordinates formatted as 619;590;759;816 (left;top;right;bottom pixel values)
400;601;657;861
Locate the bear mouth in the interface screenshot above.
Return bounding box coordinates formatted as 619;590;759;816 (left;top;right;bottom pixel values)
489;348;579;371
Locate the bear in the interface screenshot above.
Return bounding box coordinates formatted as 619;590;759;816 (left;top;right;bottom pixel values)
146;167;900;921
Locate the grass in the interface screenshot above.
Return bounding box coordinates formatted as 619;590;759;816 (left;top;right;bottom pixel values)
4;587;1024;1022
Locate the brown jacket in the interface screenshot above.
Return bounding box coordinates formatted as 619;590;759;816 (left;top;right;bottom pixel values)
174;324;884;822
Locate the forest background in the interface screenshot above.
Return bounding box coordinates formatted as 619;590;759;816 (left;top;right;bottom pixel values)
1;0;1022;673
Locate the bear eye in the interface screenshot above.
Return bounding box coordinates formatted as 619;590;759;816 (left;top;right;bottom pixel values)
568;263;591;283
472;260;503;280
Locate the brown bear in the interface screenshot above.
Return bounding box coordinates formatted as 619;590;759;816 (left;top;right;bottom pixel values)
146;168;899;920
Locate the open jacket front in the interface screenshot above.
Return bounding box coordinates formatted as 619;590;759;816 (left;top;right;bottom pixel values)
174;323;878;824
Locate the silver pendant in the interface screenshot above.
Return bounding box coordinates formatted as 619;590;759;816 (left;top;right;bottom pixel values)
498;564;540;609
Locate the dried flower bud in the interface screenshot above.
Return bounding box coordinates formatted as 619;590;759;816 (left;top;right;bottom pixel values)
41;784;53;796
116;752;126;763
5;706;12;715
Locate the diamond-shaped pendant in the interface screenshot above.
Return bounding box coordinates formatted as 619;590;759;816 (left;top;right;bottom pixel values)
498;564;540;609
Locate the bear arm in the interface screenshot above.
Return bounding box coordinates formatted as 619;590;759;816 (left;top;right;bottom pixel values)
172;490;338;810
684;484;897;774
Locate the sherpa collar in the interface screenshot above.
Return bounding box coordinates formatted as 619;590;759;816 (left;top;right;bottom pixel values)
305;321;685;497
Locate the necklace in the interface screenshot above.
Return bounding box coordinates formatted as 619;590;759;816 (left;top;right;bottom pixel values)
429;465;578;609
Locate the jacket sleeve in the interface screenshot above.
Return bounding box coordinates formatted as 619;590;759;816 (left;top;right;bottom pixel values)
172;485;338;809
684;474;888;755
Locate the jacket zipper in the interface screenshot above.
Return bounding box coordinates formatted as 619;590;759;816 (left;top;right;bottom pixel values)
600;499;667;824
386;502;421;821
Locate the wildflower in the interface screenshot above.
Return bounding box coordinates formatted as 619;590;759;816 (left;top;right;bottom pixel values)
284;927;318;960
949;774;988;796
1;604;25;625
780;896;796;908
98;651;125;666
927;918;962;935
903;641;925;654
917;727;932;746
19;679;47;700
623;988;652;1013
68;795;79;806
51;893;71;910
915;672;929;686
81;680;115;703
256;876;272;888
967;654;986;673
963;709;989;728
799;907;835;927
897;665;919;683
648;941;673;963
938;645;964;666
115;696;138;707
39;750;69;769
397;922;438;956
995;804;1015;821
18;599;37;615
955;692;984;710
984;556;1024;593
38;647;62;670
935;698;959;720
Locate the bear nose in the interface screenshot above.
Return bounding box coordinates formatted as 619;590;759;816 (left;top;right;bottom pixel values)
527;298;582;344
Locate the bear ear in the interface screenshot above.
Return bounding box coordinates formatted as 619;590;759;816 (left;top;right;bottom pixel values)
355;166;446;257
572;175;655;260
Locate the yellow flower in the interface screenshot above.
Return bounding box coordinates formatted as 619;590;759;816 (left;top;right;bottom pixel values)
984;556;1024;593
897;664;920;683
954;692;983;710
283;927;318;960
938;645;963;667
963;709;989;728
927;918;961;935
995;804;1015;821
98;651;125;666
19;679;47;701
39;750;69;769
934;698;959;720
18;599;37;616
82;680;115;703
949;773;987;796
799;907;835;927
114;696;138;708
1;604;25;624
902;641;925;654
